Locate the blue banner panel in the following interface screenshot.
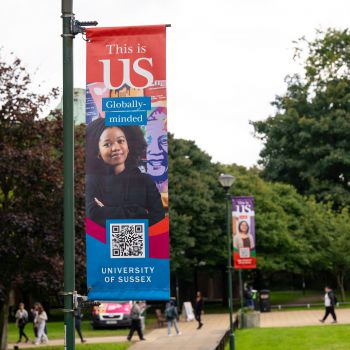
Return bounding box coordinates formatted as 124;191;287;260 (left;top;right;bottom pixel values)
105;111;147;126
86;220;170;300
102;97;151;112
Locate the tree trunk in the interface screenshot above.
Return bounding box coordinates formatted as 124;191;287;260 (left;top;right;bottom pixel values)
0;291;9;350
336;271;345;302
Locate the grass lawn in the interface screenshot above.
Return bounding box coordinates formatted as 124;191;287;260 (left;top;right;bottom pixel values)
226;325;350;350
269;290;320;305
7;321;130;343
269;289;350;305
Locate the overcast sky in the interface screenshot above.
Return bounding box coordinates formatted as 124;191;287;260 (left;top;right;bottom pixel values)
1;0;349;167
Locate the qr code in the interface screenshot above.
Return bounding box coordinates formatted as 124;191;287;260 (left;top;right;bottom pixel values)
110;223;145;258
239;247;251;258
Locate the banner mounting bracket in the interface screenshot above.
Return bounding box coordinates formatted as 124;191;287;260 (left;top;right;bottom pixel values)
71;16;98;37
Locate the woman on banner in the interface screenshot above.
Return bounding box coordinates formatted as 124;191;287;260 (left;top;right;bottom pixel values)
85;117;165;227
233;220;255;250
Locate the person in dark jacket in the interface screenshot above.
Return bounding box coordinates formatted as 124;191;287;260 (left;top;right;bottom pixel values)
30;304;39;338
195;291;204;329
319;286;337;323
74;307;86;343
85;118;165;227
15;303;29;343
245;286;254;309
165;300;181;336
127;301;146;341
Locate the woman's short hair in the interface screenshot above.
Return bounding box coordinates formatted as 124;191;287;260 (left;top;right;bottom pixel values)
238;220;250;234
85;118;147;174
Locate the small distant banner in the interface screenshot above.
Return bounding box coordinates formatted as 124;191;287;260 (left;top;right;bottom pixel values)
232;197;256;269
85;25;170;301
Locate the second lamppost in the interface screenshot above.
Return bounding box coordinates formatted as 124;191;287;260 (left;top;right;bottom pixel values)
218;173;235;350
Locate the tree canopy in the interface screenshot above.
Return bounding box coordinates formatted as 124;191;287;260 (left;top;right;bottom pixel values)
252;29;350;208
0;53;63;350
0;53;64;293
168;135;226;272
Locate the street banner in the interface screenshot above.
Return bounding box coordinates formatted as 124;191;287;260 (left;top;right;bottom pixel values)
85;25;170;300
232;196;256;269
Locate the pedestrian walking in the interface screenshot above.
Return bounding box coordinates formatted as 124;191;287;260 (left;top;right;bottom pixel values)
195;291;204;329
245;286;256;309
74;306;86;343
15;303;29;344
252;289;258;310
319;286;337;323
34;304;49;344
127;301;146;341
165;300;181;336
30;303;39;338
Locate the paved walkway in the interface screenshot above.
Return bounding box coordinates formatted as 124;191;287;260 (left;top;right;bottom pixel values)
9;309;350;350
128;314;229;350
260;308;350;327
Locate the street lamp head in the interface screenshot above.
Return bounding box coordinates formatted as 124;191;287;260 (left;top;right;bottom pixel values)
218;173;235;190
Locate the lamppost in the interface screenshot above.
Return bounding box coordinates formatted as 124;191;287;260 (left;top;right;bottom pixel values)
218;173;235;350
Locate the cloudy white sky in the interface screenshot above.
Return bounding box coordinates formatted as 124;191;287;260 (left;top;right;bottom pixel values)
1;0;349;167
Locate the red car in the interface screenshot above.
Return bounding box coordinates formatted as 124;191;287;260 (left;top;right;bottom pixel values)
91;301;132;329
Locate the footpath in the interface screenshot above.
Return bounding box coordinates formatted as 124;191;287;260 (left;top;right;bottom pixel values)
9;309;350;350
128;314;228;350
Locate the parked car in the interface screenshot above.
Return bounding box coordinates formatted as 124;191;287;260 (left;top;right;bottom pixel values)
91;301;132;329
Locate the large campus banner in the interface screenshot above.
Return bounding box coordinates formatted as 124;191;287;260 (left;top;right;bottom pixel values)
232;197;256;269
84;25;170;300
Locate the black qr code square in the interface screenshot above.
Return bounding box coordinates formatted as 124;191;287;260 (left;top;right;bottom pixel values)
110;223;145;258
111;225;120;233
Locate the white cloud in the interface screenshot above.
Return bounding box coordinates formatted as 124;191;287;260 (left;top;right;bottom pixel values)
1;0;349;167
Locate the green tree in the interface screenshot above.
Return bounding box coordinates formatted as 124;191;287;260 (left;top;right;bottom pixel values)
0;53;64;350
326;207;350;300
168;136;226;273
253;29;350;208
74;123;87;293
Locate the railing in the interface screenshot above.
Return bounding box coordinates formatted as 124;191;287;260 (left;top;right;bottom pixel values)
213;314;237;350
213;329;230;350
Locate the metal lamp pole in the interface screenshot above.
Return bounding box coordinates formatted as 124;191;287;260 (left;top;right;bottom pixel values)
61;2;97;349
61;1;75;349
218;174;235;350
